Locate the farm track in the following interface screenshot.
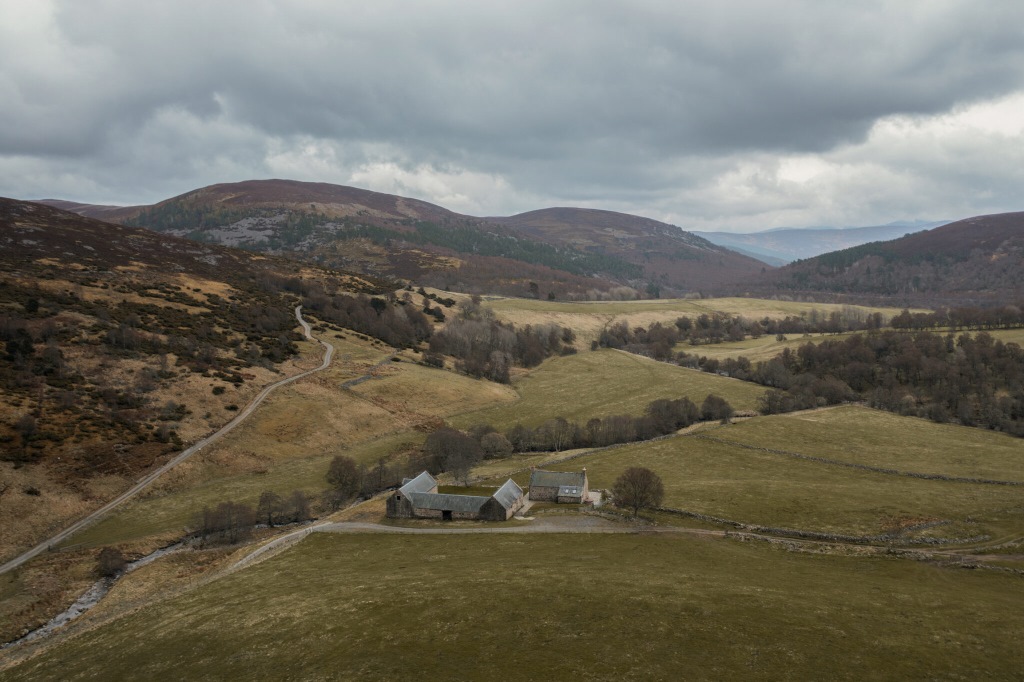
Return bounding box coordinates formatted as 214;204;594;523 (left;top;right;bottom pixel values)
0;306;333;576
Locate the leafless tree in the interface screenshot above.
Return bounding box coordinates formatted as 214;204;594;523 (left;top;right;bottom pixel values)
96;547;126;578
286;490;311;522
480;432;513;459
256;491;284;526
612;467;665;518
326;455;362;503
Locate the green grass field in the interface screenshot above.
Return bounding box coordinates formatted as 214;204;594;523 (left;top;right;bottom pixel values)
453;348;766;431
722;406;1024;481
525;409;1024;540
5;532;1022;681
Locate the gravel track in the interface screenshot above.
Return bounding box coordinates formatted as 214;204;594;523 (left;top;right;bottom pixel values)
0;306;332;576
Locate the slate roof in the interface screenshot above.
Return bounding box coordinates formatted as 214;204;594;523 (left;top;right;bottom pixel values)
397;472;523;515
408;492;490;513
492;479;525;510
530;469;586;489
558;485;584;498
399;471;437;495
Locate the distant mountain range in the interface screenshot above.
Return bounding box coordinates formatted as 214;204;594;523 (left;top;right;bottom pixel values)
30;180;1024;305
39;180;767;298
694;220;951;265
754;212;1024;304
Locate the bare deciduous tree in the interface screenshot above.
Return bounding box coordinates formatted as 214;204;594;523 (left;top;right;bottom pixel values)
96;547;126;578
256;490;284;526
611;467;665;518
326;455;362;503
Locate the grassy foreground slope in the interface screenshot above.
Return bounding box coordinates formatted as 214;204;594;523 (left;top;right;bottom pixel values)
533;407;1024;540
453;349;765;430
4;533;1022;681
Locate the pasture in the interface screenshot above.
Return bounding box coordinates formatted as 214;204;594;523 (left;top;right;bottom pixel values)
4;532;1022;680
452;348;766;431
525;408;1024;541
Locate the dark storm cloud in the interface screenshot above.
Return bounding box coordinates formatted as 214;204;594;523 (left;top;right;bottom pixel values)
1;1;1023;227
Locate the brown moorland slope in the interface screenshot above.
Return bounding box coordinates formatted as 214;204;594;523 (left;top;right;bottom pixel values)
492;206;770;292
0;197;383;562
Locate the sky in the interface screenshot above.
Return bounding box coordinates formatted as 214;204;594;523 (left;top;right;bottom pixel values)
2;1;1023;232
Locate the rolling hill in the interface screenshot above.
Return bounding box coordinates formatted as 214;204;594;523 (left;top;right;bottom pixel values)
40;180;770;298
751;211;1024;304
491;207;768;292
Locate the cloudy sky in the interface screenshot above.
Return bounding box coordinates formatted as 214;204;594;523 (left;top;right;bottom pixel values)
2;1;1023;232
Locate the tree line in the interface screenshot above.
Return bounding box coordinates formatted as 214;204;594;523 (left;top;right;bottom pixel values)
890;304;1024;331
596;308;890;359
426;299;577;383
684;330;1024;436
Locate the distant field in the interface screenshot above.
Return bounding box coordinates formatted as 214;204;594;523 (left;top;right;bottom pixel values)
486;296;914;318
690;328;1024;363
990;328;1024;346
6;532;1022;680
531;409;1024;539
452;348;766;431
680;332;860;362
486;296;919;349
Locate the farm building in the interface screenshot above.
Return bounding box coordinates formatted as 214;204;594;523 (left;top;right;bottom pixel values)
529;468;589;504
386;472;525;521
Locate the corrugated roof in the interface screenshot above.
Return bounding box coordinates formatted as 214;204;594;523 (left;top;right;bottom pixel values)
408;492;490;513
399;471;437;496
492;479;524;510
530;469;586;489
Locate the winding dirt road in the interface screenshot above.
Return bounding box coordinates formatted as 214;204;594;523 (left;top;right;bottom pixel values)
0;306;333;576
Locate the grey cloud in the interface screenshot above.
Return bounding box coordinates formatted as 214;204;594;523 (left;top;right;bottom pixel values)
1;1;1023;227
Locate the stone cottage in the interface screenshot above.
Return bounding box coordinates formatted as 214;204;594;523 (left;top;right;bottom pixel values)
386;472;525;521
528;468;589;504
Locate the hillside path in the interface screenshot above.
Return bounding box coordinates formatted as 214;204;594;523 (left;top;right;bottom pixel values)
0;306;333;576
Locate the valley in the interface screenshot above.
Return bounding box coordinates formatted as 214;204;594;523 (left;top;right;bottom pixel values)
1;198;1023;680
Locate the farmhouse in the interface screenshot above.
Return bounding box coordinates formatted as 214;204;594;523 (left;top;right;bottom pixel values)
529;468;589;504
386;472;525;521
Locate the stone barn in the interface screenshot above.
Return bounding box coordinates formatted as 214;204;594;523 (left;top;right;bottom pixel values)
386;472;524;521
528;468;589;504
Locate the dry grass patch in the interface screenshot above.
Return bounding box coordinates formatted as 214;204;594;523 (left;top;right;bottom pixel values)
486;296;917;350
61;432;420;549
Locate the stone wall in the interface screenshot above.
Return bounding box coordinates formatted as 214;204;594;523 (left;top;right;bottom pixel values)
530;485;559;502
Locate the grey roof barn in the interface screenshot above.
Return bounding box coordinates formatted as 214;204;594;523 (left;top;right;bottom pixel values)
386;472;524;521
528;468;589;504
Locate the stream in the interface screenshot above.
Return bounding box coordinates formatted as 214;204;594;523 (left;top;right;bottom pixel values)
2;542;184;650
